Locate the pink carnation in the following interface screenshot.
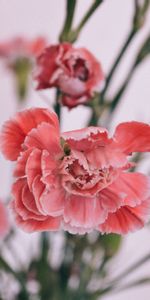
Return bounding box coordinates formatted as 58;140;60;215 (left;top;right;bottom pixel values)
0;200;10;238
34;43;104;108
1;108;150;234
0;37;47;60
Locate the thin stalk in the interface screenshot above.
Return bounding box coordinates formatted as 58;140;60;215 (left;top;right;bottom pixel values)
59;0;77;42
109;252;150;286
53;89;61;123
115;277;150;293
75;0;104;35
101;28;136;102
109;33;150;114
89;253;150;298
110;63;136;112
0;256;29;299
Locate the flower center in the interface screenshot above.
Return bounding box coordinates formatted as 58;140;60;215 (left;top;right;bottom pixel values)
61;157;117;196
73;58;89;81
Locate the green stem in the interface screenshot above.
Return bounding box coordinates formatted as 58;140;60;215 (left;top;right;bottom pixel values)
101;28;136;102
115;277;150;293
54;89;61;123
75;0;104;35
90;253;150;298
105;33;150;119
109;252;150;286
0;255;29;299
59;0;77;42
60;0;104;43
110;63;136;112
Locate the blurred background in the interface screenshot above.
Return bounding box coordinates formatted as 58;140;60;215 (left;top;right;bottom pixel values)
0;1;150;299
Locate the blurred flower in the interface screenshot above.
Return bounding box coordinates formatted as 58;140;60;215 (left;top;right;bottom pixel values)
34;43;104;108
0;200;10;238
1;108;150;234
0;37;47;100
0;37;47;60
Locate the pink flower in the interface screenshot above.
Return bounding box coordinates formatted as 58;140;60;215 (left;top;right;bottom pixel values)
0;200;10;238
34;43;104;108
1;108;150;234
0;37;47;60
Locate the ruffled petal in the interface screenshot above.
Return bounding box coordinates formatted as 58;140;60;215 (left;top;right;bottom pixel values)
25;148;42;190
113;122;150;154
108;172;150;207
62;127;110;152
63;221;92;235
41;150;58;186
64;194;107;228
99;186;124;213
32;175;46;215
11;202;61;232
39;187;65;217
12;178;45;221
14;149;33;177
99;199;150;234
87;145;127;168
0;108;59;160
24;122;62;157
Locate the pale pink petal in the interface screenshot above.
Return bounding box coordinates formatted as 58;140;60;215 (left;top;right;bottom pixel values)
113;122;150;154
14;149;33;177
108;172;150;207
12;202;61;232
64;194;107;228
99;199;150;234
0;108;59;160
41;150;58;186
39;187;65;217
12;179;45;221
32;175;46;215
24;123;62;157
25;148;42;190
87;145;127;168
21;183;45;218
99;186;124;213
63;221;92;235
62;127;109;152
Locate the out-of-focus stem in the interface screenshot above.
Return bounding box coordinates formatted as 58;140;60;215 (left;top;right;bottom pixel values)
109;34;150;114
75;0;104;36
0;255;29;299
110;64;136;112
100;0;150;103
53;89;61;123
90;253;150;298
108;252;150;287
101;28;136;102
115;277;150;293
59;0;77;42
60;0;104;43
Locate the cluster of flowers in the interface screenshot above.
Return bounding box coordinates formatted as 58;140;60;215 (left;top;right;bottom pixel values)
0;40;150;235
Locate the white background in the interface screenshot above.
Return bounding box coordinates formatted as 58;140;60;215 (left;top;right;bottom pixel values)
0;1;150;299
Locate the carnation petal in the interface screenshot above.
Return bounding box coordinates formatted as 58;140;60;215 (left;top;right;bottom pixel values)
113;121;150;154
39;187;65;217
108;172;150;207
64;194;107;228
25;148;42;190
62;127;109;152
99;199;150;234
0;108;59;160
12;201;61;233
